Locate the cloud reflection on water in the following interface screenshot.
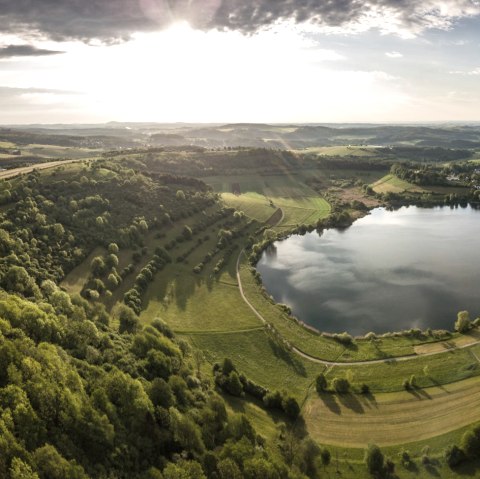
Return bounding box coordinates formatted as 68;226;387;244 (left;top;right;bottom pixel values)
257;206;480;335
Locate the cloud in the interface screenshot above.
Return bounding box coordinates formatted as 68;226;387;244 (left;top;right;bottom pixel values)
0;44;64;58
0;0;479;42
449;67;480;74
0;86;77;99
385;51;403;58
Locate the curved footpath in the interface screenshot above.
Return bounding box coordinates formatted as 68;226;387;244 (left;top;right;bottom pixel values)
236;207;480;367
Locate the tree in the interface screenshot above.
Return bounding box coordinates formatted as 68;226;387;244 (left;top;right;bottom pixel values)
10;457;40;479
282;396;300;420
182;225;193;239
3;266;40;298
149;378;174;408
455;310;471;333
244;457;279;479
217;458;242;479
90;256;105;277
116;304;139;334
461;428;480;458
108;242;119;254
225;371;244;397
315;373;327;393
222;358;236;375
107;273;119;288
444;445;465;468
321;448;331;469
105;253;119;269
176;190;186;200
170;409;205;455
332;377;350;394
52;223;65;240
364;444;384;476
163;460;206;479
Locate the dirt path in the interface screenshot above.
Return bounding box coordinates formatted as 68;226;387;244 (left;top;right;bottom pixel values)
0;158;82;180
235;208;480;367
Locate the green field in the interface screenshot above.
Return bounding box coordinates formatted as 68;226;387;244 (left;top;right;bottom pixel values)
205;172;331;228
52;159;480;474
371;174;426;194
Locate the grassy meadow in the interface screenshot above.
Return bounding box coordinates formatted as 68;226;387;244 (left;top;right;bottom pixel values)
52;158;480;475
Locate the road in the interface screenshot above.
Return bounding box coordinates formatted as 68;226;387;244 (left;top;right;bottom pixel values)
0;158;82;180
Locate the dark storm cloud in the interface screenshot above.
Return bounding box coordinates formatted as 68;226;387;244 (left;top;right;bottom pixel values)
0;0;478;42
0;44;64;58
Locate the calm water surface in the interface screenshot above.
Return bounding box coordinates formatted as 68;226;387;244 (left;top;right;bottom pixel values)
257;205;480;335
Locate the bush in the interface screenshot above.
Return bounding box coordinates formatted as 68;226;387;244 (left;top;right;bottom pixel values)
263;391;283;410
333;332;353;345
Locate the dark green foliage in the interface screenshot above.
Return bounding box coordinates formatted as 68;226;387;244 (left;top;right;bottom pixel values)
315;373;327;393
361;384;370;394
461;426;480;458
365;444;385;476
321;448;331;468
445;445;466;468
455;310;472;333
225;372;244;397
117;304;139;334
221;358;235;376
281;396;301;420
0;288;305;479
263;391;283;410
332;377;350;394
0;162;214;296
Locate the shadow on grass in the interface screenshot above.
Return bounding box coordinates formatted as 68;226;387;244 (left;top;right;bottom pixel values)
423;462;440;477
318;392;341;415
402;461;419;473
336;393;365;414
453;457;480;477
268;337;307;377
427;376;449;392
360;391;378;409
406;387;432;400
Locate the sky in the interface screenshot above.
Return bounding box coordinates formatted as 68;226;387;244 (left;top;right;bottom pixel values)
0;0;479;124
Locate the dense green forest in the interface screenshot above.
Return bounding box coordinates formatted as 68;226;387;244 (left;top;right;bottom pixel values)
0;161;320;479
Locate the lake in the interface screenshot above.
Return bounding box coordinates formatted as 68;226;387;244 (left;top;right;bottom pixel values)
257;205;480;335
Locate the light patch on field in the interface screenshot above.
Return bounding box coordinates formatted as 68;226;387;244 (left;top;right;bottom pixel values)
304;375;480;447
223;193;331;228
61;246;105;294
371;174;425;194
